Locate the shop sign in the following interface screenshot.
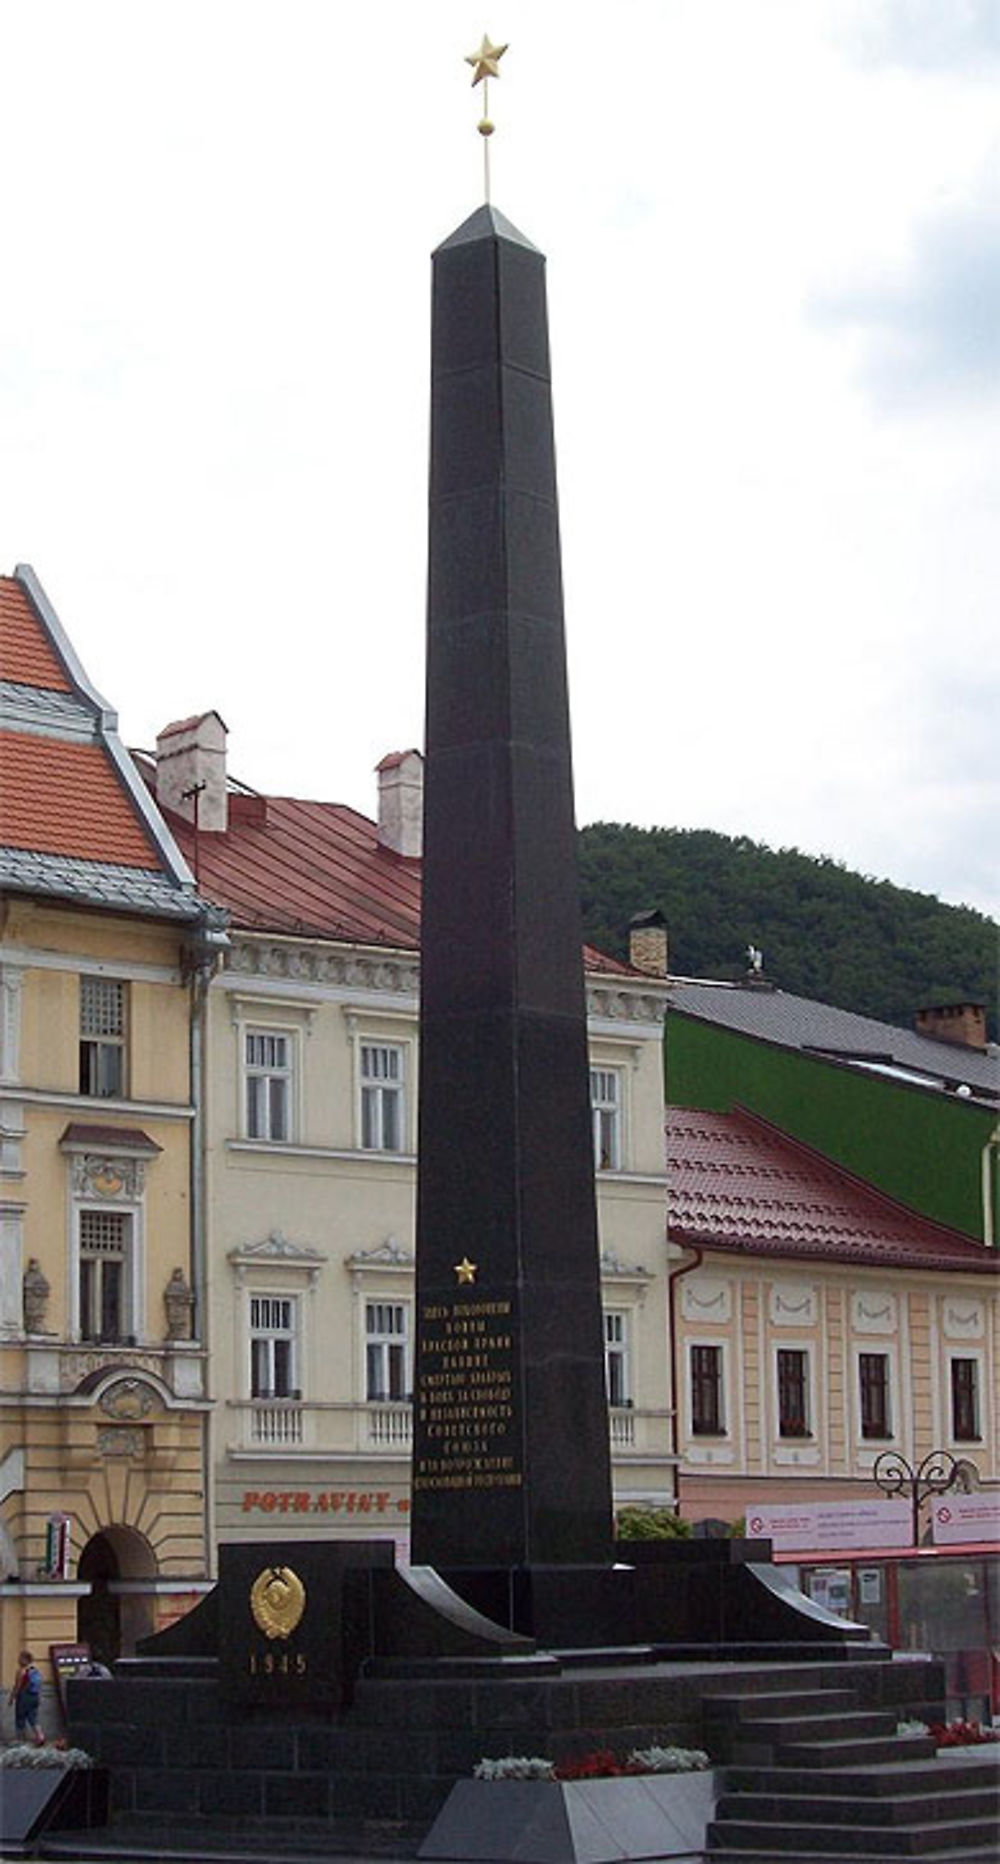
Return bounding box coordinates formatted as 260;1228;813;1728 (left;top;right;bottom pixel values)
240;1488;410;1518
746;1498;911;1552
931;1494;1000;1545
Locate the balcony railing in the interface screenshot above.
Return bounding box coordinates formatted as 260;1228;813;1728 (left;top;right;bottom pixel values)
366;1403;412;1450
228;1399;673;1462
248;1401;304;1447
609;1405;636;1450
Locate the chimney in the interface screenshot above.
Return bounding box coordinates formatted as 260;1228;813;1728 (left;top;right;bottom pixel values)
376;750;423;858
155;711;228;832
915;1002;987;1052
629;909;668;978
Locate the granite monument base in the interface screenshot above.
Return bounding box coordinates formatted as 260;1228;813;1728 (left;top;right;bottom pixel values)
434;1538;876;1657
65;1648;945;1851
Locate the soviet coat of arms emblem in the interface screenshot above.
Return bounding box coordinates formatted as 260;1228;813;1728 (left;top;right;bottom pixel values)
249;1565;306;1640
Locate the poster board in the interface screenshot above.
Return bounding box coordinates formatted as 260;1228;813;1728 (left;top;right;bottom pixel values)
49;1642;91;1713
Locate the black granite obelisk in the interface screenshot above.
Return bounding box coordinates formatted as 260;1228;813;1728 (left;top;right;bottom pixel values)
411;206;614;1577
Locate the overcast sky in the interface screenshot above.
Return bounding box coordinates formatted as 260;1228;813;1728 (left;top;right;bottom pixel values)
2;1;997;922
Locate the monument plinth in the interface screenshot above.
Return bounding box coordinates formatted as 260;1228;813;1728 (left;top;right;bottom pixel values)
411;205;614;1578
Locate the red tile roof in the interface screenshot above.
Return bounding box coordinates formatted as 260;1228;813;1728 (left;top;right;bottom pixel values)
0;731;160;866
667;1104;996;1274
0;577;71;689
171;792;423;946
146;770;634;974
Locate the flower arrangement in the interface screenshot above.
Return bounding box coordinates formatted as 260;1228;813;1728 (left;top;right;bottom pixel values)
474;1757;556;1780
0;1744;94;1769
928;1719;999;1747
474;1745;709;1781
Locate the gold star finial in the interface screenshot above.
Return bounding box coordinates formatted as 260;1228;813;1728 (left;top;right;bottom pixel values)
453;1256;478;1285
465;33;507;86
463;35;508;203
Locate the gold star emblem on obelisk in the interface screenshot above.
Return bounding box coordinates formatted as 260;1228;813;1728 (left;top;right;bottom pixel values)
464;34;508;202
454;1256;478;1285
465;33;507;85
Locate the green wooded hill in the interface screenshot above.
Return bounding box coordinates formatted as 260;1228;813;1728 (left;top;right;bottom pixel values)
578;823;998;1038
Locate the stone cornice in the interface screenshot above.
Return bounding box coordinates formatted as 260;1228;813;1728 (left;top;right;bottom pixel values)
226;938;419;999
226;935;666;1028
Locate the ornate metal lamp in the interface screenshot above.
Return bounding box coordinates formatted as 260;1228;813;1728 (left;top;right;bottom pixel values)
873;1448;962;1546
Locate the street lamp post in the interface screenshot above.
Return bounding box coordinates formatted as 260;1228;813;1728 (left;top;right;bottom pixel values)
873;1448;962;1547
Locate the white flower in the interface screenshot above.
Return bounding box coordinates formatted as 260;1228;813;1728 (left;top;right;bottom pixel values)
627;1745;709;1772
473;1756;557;1780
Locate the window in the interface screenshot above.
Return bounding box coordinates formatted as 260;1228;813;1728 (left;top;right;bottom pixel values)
245;1031;292;1141
250;1295;297;1398
690;1344;724;1435
590;1068;622;1170
361;1044;404;1151
859;1352;892;1439
777;1348;810;1438
79;1210;129;1342
951;1358;980;1442
366;1301;408;1401
79;978;126;1098
604;1310;630;1406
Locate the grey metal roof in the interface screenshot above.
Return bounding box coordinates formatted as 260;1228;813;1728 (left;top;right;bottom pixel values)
0;680;96;734
0;848;202;920
666;980;999;1102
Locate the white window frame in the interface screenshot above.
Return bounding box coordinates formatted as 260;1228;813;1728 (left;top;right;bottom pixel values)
365;1299;410;1402
604;1308;631;1407
72;1205;140;1345
773;1342;814;1441
242;1025;296;1143
687;1338;728;1439
359;1042;406;1153
248;1293;299;1399
79;976;127;1099
590;1066;623;1171
947;1351;984;1446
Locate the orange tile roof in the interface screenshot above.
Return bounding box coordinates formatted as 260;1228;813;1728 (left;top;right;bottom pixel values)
0;731;159;866
0;577;71;690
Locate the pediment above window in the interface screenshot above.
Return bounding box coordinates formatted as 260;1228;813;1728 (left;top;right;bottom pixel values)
228;1229;326;1271
346;1236;414;1272
600;1249;652;1294
60;1124;161;1200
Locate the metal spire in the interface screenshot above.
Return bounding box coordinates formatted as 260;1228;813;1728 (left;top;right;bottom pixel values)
465;33;508;203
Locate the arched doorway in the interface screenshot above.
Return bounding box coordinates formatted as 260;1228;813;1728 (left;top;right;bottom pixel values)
77;1525;157;1662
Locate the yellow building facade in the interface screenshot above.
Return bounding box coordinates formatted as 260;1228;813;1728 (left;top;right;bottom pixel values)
1;568;225;1686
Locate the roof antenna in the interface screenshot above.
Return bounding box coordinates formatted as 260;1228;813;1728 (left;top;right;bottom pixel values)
182;780;206;883
465;32;508;203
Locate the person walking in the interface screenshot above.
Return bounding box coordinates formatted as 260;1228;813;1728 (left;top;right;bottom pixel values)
9;1650;45;1745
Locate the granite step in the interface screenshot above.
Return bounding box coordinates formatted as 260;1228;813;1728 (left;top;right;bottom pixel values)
775;1731;939;1766
703;1688;861;1725
704;1852;1000;1863
712;1783;1000;1829
705;1813;999;1855
723;1753;1000;1798
729;1708;897;1747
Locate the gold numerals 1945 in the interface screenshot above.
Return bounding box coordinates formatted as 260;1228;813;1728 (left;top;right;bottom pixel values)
249;1650;307;1676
